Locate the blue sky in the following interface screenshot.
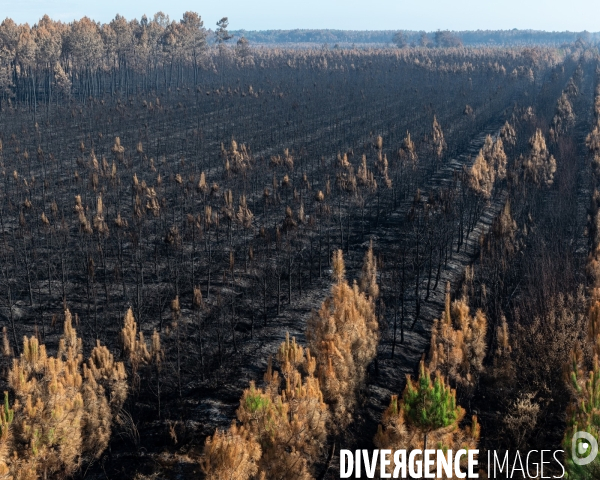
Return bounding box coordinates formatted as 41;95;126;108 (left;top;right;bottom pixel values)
2;0;599;31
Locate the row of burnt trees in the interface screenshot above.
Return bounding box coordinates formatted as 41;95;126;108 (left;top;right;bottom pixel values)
378;64;571;363
0;109;519;379
362;57;596;479
374;286;483;476
371;63;585;477
424;58;596;473
0;89;494;357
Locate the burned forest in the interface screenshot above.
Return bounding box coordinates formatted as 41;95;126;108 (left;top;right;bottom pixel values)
0;12;599;479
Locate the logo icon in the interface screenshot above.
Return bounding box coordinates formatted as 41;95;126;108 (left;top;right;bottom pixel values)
572;432;598;466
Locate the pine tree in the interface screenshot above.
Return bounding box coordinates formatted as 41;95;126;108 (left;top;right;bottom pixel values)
468;134;507;198
431;116;447;160
490;137;508;180
236;195;254;229
244;336;326;478
236;37;252;64
307;250;378;431
92;194;109;235
468;149;495;198
111;136;125;161
522;129;556;186
500;121;516;146
492;200;518;254
201;423;261;480
488;315;515;385
0;309;127;478
203;334;328;479
551;92;575;137
120;307;151;374
399;131;418;169
428;284;487;397
119;306;162;414
359;240;379;299
375;360;479;472
223;139;252;174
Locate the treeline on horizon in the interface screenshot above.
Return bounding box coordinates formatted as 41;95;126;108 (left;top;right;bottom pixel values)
230;28;599;46
0;11;583;111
